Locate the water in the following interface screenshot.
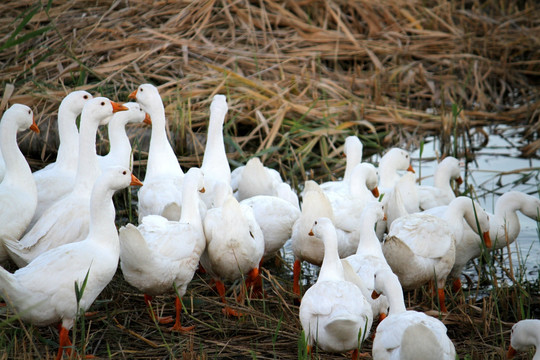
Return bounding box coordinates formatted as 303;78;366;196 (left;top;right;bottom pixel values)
410;125;540;283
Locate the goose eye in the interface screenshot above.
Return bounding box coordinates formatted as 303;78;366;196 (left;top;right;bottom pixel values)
83;95;88;99
101;101;105;106
139;88;143;92
314;221;318;225
249;231;254;238
28;109;31;114
122;171;127;175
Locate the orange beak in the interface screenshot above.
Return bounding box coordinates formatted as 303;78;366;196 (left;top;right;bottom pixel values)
111;101;129;113
507;345;517;359
199;187;206;194
130;174;143;186
308;229;314;236
383;213;387;221
128;89;138;100
143;113;152;125
371;290;381;300
30;116;40;133
456;176;464;185
371;187;380;198
407;164;415;173
483;231;492;248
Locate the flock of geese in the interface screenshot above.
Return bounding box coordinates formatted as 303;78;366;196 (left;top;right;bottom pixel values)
0;84;539;359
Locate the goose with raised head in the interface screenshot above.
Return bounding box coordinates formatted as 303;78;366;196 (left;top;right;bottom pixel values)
0;166;141;360
507;319;540;359
30;90;93;227
119;167;205;332
417;156;463;210
129;84;184;222
325;162;380;232
433;191;540;289
343;201;391;321
0;104;39;264
98;102;151;171
201;181;264;316
200;95;231;208
371;269;456;360
4;98;127;267
383;196;490;312
299;217;372;359
290;180;359;300
320;135;363;196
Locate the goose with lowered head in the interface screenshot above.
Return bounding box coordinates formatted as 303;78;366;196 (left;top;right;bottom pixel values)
299;217;372;360
129;84;184;221
371;269;456;360
383;196;490;313
0;104;39;264
119;167;206;332
4;98;127;267
507;319;540;359
0;166;142;360
200;181;264;317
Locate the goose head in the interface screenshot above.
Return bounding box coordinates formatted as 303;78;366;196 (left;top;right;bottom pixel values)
59;90;93;116
83;97;128;126
128;84;161;114
113;102;151;126
3;104;39;133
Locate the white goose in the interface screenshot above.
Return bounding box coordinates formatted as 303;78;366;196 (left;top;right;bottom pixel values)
98;102;151;171
0;104;39;264
378;147;415;193
383;196;490;312
290;180;360;299
119;167;205;331
231;157;283;202
129;84;184;222
30;90;93;227
320;135;363;195
371;269;456;360
343;201;391;320
0;166;141;360
4;98;127;267
200;95;231;208
417;156;463;210
200;181;264;316
444;191;540;289
325;162;380;232
299;217;372;359
507;319;540;359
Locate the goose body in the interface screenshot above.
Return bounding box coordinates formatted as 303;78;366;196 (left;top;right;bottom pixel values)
371;269;456;360
430;191;539;282
130;84;184;221
119;167;205;331
200;95;231;208
30;91;93;226
417;156;463;211
384;196;490;311
0;166;139;360
0;104;40;263
325;162;380;232
4;98;127;267
507;319;540;359
231;156;283;202
240;194;301;258
320;135;363;196
299;217;372;356
98;102;150;171
343;201;391;319
201;182;264;315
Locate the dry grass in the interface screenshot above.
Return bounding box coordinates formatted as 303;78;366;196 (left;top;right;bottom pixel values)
1;0;540;359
